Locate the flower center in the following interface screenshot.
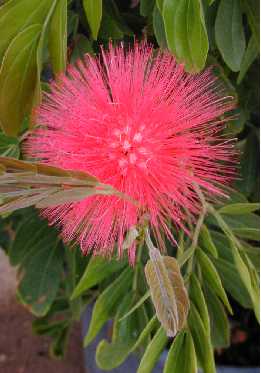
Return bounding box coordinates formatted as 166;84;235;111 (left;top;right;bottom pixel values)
109;126;150;174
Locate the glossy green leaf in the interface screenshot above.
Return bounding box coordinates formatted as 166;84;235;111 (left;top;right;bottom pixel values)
96;296;148;370
32;318;68;337
9;211;49;265
140;0;155;17
48;0;67;74
188;304;215;373
213;257;252;308
163;0;209;72
49;324;70;358
230;241;259;320
163;330;197;373
207;212;260;241
131;315;159;352
137;327;168;373
67;10;79;38
210;231;236;262
83;0;102;40
189;274;210;335
71;255;127;299
240;242;260;272
70;34;93;63
0;0;55;62
210;230;259;272
236;132;259;197
119;291;150;321
199;225;218;258
177;244;195;267
205;287;230;348
11;212;63;316
241;0;259;48
156;0;164;12
222;214;260;241
237;36;259;84
226;188;248;203
153;5;167;49
0;25;41;136
218;203;259;215
0;133;19;157
197;250;232;313
33;0;57;107
84;267;133;346
215;0;246;71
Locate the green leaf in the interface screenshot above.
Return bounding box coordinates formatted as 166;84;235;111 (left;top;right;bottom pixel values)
188;304;216;373
84;267;133;346
70;34;93;63
132;315;160;352
83;0;102;40
71;255;127;299
215;0;246;71
0;132;19;157
196;250;232;314
32;318;68;337
199;225;218;258
140;0;155;17
241;0;260;48
137;327;168;373
67;10;79;38
96;295;148;370
213;257;252;308
34;0;57;107
210;230;236;262
236;132;259;197
240;242;260;271
218;203;260;215
153;5;167;49
205;286;230;348
12;213;63;316
48;0;67;74
119;291;150;321
237;36;259;84
9;211;49;265
230;241;260;321
225;108;249;135
163;330;197;373
207;212;260;241
226;188;248;203
189;273;210;335
163;0;209;72
0;0;55;62
177;244;195;267
49;324;70;359
210;230;260;272
0;25;41;136
222;214;260;241
156;0;164;12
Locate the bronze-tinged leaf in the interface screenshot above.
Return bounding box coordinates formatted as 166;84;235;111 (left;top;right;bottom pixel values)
145;249;189;337
0;156;137;214
35;187;100;208
0;156;98;184
0;156;37;172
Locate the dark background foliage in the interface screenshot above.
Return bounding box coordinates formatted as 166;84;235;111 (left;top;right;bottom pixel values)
0;0;259;372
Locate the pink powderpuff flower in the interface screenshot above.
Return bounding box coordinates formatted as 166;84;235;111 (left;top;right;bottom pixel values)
25;42;236;264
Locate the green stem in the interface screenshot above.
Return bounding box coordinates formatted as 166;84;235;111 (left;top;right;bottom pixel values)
132;238;144;293
186;184;207;273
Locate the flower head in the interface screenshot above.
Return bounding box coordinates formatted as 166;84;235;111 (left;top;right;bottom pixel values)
26;43;235;263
